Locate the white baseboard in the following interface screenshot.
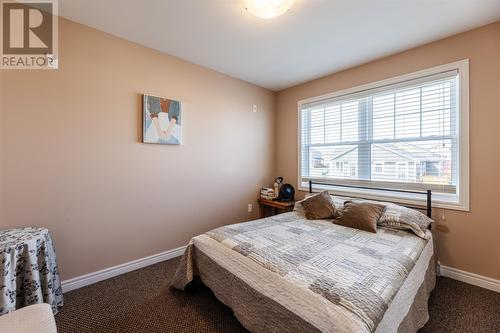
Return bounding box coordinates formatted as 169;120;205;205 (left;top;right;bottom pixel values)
439;264;500;293
61;245;187;293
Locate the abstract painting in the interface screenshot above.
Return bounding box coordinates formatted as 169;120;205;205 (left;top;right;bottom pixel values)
143;94;182;144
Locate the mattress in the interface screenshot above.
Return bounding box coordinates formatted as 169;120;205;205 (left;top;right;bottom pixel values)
172;212;435;332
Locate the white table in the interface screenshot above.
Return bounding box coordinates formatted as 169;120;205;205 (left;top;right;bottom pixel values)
0;228;63;315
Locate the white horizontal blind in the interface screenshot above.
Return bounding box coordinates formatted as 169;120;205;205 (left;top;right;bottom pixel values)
300;71;459;194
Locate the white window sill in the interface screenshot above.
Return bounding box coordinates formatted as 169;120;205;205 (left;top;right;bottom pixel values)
298;184;469;212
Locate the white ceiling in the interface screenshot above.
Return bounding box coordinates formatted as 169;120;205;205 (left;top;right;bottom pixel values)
58;0;500;91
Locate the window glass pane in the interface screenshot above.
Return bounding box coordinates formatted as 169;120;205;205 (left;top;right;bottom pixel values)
373;116;394;140
371;140;454;185
341;101;358;122
325;123;341;143
309;107;324;122
324;105;340;125
421;82;451;112
340;101;359;142
341;121;358;142
422;110;451;136
307;146;358;179
395;113;420;138
310;125;324;144
395;88;420;115
373;93;395;140
373;94;395;118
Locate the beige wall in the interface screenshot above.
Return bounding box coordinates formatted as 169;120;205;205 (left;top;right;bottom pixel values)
276;22;500;280
0;18;275;280
1;17;499;283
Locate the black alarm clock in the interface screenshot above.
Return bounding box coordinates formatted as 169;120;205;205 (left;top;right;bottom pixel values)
278;183;295;202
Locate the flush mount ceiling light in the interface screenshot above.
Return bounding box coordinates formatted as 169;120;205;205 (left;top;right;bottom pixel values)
246;0;295;19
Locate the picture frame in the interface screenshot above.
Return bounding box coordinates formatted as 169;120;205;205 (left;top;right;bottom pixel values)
142;94;182;145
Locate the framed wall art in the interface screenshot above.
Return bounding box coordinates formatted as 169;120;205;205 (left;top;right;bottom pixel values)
143;94;182;145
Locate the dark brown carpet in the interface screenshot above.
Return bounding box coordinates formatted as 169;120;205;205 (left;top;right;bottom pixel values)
55;257;500;333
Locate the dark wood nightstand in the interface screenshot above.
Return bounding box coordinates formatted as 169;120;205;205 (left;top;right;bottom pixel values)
258;198;295;218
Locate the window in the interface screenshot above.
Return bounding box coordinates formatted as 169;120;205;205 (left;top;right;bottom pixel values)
299;60;469;210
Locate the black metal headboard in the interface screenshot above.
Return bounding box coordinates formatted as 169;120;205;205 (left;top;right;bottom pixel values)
308;180;432;218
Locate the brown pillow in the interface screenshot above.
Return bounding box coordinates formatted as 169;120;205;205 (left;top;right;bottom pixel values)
301;191;338;220
333;201;386;233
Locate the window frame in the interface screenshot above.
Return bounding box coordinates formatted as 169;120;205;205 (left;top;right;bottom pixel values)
297;59;470;211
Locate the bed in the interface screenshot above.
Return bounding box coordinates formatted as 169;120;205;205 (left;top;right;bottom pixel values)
171;183;436;332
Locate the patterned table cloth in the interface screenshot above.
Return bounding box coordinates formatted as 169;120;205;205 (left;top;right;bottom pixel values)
0;228;63;315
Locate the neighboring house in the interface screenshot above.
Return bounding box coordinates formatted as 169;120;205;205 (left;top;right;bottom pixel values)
370;143;449;184
310;143;451;185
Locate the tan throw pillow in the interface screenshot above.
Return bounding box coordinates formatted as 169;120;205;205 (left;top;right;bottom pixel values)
334;201;386;233
377;202;433;239
301;191;338;220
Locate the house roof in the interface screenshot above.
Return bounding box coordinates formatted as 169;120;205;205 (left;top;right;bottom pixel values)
325;142;443;162
375;143;442;162
328;147;358;161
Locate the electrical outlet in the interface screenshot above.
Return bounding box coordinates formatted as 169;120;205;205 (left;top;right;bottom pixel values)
252;105;257;113
247;204;253;212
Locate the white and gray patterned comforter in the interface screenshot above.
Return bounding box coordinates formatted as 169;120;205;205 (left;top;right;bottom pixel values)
203;212;428;332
